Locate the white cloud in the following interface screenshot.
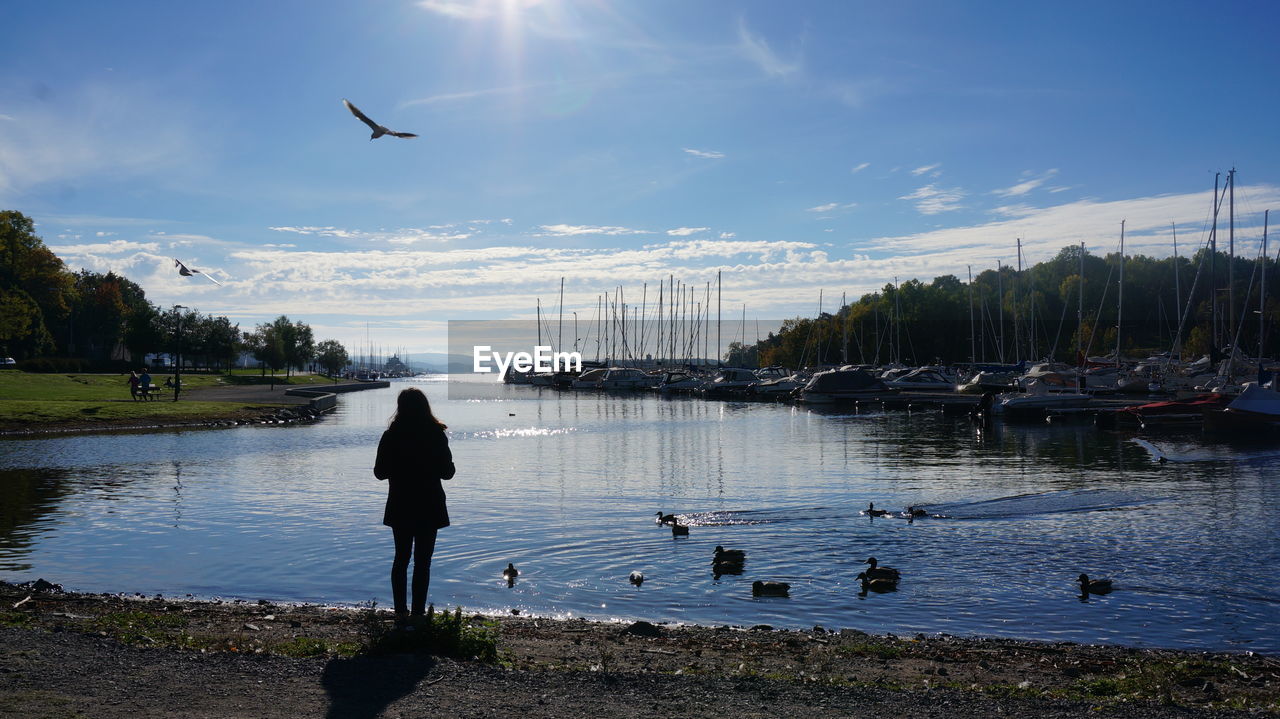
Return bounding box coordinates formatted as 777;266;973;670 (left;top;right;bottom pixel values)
536;224;651;237
48;240;161;255
666;227;709;236
268;225;469;244
899;184;965;214
683;148;725;160
993;169;1060;198
910;163;941;176
736;18;800;77
850;162;870;174
872;185;1280;272
719;232;736;239
807;202;857;213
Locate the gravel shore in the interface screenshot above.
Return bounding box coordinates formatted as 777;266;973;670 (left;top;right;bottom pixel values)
1;581;1275;717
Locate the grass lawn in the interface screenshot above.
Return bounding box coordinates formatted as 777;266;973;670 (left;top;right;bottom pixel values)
0;371;331;431
0;399;286;430
0;371;331;401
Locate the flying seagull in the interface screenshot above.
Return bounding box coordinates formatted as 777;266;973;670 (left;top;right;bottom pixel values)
342;99;418;140
174;258;222;286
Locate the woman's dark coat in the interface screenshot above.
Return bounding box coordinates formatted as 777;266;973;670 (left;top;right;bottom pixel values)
374;422;455;529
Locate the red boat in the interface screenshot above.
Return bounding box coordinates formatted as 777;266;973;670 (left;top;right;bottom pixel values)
1098;393;1230;429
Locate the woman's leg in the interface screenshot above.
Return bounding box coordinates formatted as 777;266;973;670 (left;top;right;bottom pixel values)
391;526;415;615
409;528;438;616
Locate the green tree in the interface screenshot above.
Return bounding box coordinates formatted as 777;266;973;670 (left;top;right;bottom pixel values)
315;339;349;377
0;211;75;358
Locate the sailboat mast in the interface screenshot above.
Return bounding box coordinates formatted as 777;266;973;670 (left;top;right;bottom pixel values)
841;291;848;365
1261;210;1270;368
717;270;722;368
967;266;975;364
1210;172;1220;352
1117;220;1125;370
558;277;564;353
1228;168;1236;345
1077;243;1084;366
1172;223;1181;351
997;261;1005;364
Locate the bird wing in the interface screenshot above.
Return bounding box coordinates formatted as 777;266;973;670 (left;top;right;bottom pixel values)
174;258;196;276
201;272;223;286
388;131;418;139
342;99;380;131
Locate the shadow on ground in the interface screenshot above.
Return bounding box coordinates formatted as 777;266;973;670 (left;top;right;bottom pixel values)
320;653;438;719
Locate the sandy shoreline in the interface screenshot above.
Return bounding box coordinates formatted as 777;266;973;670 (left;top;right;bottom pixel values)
1;580;1275;717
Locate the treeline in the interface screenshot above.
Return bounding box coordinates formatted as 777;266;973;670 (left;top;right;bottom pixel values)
1;210;350;374
748;244;1279;368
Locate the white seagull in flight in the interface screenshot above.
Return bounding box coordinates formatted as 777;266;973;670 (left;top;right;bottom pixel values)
174;258;222;286
342;99;418;140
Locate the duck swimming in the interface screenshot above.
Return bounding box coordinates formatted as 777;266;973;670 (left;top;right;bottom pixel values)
752;580;790;597
1078;574;1112;594
856;571;898;592
629;571;645;586
671;523;690;537
863;557;900;580
655;512;678;525
863;502;889;517
712;546;746;563
502;563;519;586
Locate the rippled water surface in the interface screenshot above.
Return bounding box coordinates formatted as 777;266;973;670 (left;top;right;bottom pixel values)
3;378;1278;652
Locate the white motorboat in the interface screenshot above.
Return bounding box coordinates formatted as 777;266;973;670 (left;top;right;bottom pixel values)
569;368;607;390
655;371;704;393
797;368;891;404
699;368;760;399
994;379;1091;416
885;367;955;392
597;367;649;391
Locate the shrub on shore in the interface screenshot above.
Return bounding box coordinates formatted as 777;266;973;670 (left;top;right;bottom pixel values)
360;602;499;664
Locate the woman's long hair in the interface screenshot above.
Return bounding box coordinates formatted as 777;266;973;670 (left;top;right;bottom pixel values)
389;387;447;430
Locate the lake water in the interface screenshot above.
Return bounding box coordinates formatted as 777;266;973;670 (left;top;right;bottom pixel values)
3;377;1278;652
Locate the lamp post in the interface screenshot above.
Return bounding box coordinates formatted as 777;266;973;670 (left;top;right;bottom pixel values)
172;305;186;402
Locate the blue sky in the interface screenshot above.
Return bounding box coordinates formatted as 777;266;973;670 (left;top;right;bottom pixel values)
3;0;1278;356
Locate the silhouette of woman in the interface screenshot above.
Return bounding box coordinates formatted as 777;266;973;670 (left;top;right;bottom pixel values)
374;388;455;619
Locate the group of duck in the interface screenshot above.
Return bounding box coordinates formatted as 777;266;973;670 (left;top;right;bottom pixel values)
655;511;899;597
500;509;1112;599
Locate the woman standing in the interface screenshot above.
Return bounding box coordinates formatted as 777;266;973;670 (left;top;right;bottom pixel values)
374;387;455;619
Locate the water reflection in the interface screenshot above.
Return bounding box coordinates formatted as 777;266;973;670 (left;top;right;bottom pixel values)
1;380;1278;651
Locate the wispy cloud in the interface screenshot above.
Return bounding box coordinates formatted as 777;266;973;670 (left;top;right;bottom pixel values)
536;224;651;237
900;184;965;215
403;82;548;107
719;232;736;239
666;227;708;237
683;148;725;159
850;162;870;174
873;185;1280;270
0;82;199;197
910;163;941;176
993;169;1060;198
807;202;857;213
736;18;800;78
416;0;493;20
269;226;469;244
47;240;161;255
